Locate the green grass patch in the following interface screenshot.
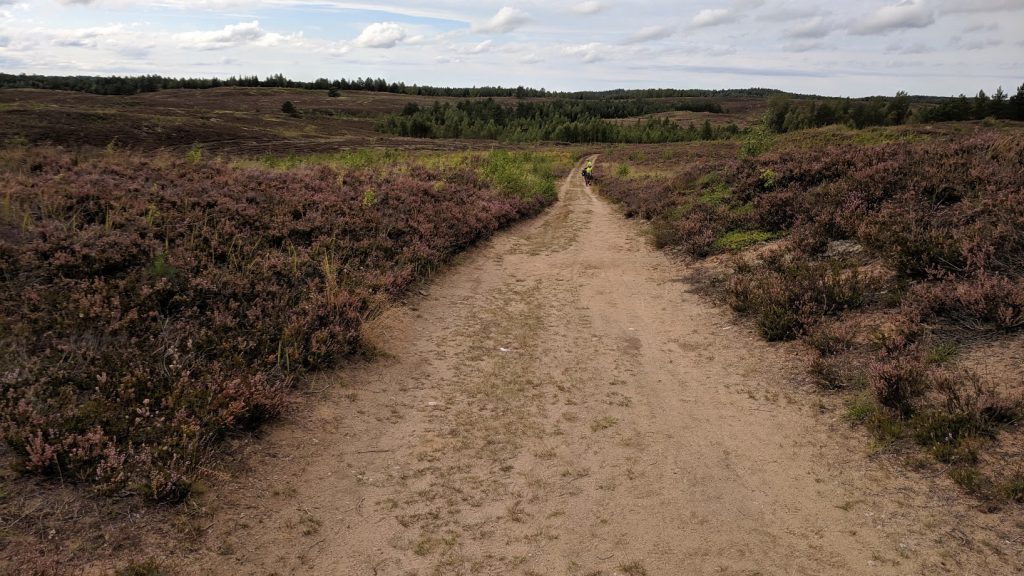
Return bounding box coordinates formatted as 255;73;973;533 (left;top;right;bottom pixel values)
480;150;561;201
1004;472;1024;503
926;341;959;365
845;393;876;424
239;148;567;203
246;147;409;171
713;229;779;251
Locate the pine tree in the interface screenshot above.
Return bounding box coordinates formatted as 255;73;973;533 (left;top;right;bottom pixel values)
1010;83;1024;121
973;89;990;119
991;86;1007;118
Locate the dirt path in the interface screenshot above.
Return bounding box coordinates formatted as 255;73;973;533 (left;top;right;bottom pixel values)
160;159;1022;576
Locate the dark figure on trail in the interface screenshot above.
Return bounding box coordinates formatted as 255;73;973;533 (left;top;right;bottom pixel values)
582;159;594;186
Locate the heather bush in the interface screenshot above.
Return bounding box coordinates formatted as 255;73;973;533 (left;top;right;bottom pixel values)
727;251;868;340
869;355;927;419
909;273;1024;331
805;321;856;356
599;128;1024;500
0;147;562;498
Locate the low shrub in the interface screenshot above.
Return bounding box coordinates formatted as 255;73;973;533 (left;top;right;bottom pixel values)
805;321;856;356
868;355;927;418
727;250;868;340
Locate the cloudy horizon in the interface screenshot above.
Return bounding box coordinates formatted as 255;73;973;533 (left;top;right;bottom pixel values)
0;1;1021;97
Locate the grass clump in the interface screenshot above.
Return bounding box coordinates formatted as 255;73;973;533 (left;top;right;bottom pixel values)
713;229;778;252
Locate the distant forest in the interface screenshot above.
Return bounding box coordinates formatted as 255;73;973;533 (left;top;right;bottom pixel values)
2;72;1021;144
378;99;738;144
0;72;780;100
765;84;1024;132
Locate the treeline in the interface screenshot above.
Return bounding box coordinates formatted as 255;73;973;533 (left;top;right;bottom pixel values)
560;87;785;100
765;82;1024;133
765;92;914;132
378;98;739;143
0;72;554;97
0;72;781;100
915;84;1024;122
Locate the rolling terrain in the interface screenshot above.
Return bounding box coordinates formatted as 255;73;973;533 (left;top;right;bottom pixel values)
0;86;1021;575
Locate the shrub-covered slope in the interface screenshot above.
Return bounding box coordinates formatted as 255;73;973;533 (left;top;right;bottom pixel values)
0;147;565;499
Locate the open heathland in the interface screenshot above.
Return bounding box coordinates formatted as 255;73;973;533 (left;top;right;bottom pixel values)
0;145;570;500
1;83;1023;575
599;122;1024;504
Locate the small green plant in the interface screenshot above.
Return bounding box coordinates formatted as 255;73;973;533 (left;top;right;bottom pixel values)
617;163;631;177
845;393;876;424
186;143;202;164
866;409;904;450
759;167;777;189
949;466;991;497
713;230;778;251
147;251;178;280
361;188;377;207
144;204;161;226
805;323;854;356
810;356;847;390
1004;472;1024;503
281;100;297;115
740;125;773;157
926;341;959;364
756;305;800;341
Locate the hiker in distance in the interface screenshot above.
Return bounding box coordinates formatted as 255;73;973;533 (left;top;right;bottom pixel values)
582;159;594;186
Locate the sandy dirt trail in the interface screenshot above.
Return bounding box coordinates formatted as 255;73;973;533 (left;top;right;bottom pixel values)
170;159;1022;576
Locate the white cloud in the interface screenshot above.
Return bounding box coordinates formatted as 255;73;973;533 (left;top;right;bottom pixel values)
957;37;1004;50
174;21;266;50
939;0;1024;13
324;41;351;56
963;22;999;32
46;24;126;49
691;8;736;28
783;16;833;38
850;0;935;35
354;22;406;48
884;41;933;54
472;6;531;34
622;25;674;44
463;39;492;54
690;0;764;29
563;42;605;63
571;1;604;15
519;52;543;64
760;3;826;22
782;40;825;52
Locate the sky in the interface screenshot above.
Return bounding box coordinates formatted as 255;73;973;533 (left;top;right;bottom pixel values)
0;1;1021;97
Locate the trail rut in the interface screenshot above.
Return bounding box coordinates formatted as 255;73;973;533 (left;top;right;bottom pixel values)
165;158;1022;575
